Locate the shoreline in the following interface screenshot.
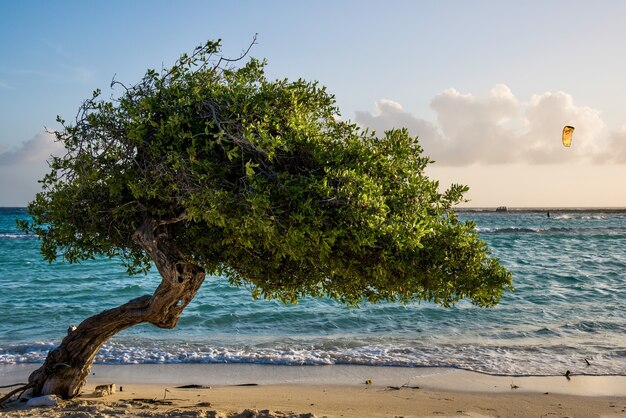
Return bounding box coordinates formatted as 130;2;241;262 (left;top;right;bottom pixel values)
3;363;626;396
455;207;626;213
2;364;626;417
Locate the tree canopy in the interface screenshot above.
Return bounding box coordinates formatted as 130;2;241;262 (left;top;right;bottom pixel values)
22;39;512;307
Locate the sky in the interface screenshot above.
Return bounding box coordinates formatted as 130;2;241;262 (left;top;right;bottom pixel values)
1;0;625;207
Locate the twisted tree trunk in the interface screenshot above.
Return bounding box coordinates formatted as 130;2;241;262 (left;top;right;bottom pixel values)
27;219;205;399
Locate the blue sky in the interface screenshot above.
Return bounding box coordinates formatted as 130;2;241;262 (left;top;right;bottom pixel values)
1;0;625;207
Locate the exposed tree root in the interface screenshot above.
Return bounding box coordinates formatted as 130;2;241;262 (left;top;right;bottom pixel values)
0;383;27;389
0;383;33;408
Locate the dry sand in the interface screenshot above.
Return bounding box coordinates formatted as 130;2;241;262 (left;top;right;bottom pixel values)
1;364;625;417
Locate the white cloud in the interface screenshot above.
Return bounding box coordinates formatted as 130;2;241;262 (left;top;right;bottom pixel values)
0;132;66;206
0;131;64;165
355;85;623;165
520;91;608;164
354;100;445;161
429;84;519;165
604;129;626;164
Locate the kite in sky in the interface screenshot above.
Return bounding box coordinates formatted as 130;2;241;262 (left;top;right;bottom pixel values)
562;125;575;147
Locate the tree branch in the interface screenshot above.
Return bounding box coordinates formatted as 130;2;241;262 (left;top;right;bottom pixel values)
213;33;258;70
154;211;188;227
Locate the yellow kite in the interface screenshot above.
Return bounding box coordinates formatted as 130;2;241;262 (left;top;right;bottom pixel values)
562;125;575;147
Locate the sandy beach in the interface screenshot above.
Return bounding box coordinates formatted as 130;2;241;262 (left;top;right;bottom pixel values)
1;364;625;417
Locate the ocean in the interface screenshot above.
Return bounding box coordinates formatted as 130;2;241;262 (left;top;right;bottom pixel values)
1;207;625;377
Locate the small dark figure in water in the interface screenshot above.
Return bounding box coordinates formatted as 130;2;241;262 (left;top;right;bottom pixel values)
547;211;550;218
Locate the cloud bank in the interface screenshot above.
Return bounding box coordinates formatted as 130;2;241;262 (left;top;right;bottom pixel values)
355;84;626;165
0;131;64;166
0;132;65;206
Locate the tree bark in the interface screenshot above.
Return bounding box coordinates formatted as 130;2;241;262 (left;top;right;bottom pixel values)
27;219;205;399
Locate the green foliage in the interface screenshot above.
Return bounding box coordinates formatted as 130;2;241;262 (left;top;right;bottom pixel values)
21;39;512;307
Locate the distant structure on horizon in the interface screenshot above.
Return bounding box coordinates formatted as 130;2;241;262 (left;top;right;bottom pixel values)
495;206;508;212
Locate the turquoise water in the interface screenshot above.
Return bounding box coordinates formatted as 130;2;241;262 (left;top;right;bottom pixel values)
1;207;625;376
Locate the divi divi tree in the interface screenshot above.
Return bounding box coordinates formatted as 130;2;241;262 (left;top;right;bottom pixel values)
18;39;512;399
